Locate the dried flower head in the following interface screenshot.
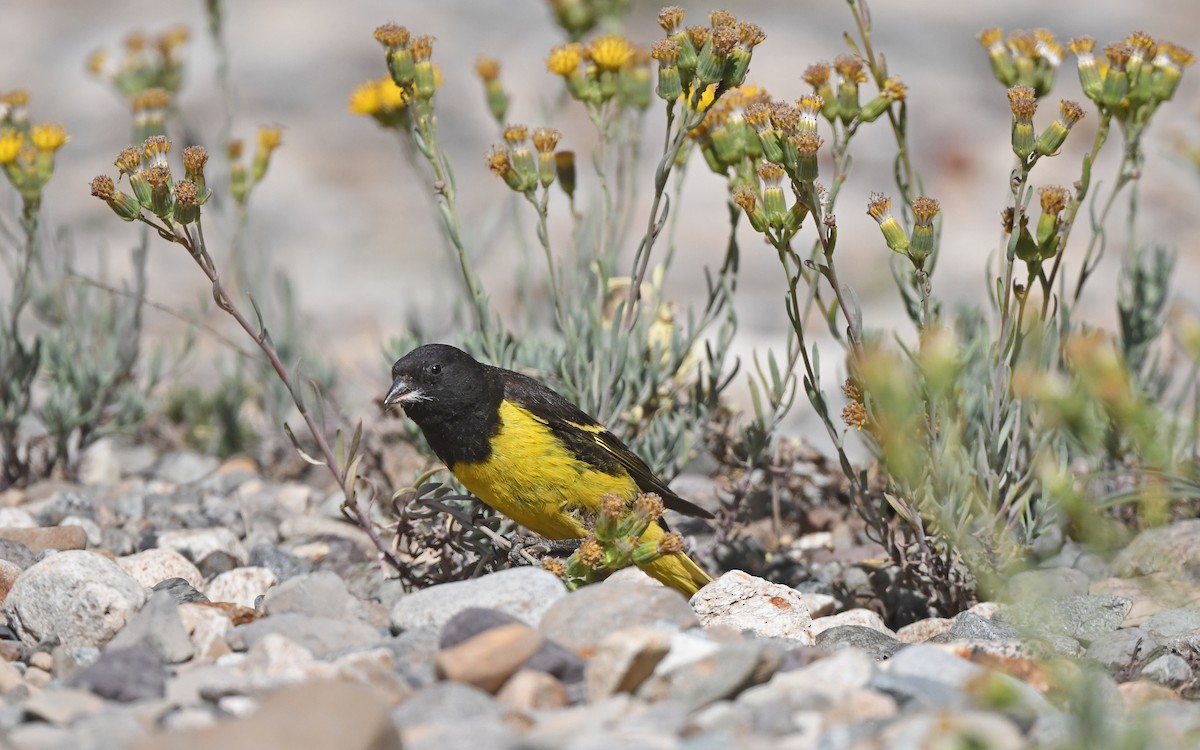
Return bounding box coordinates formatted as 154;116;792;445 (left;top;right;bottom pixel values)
114;146;141;175
658;6;685;34
833;54;866;83
174;178;198;207
758;161;785;184
1007;85;1037;121
373;23;410;50
503;124;528;145
1038;185;1068;214
658;532;685;556
485;145;512;176
737;22;765;48
842;401;868;430
687;26;710;50
911;196;940;226
131;88;171;112
651;38;680;64
710;26;739;56
577;536;604;569
90;174;116;201
732;185;757;212
182;145;208;173
709;9;736;28
532;127;560;153
804;63;831;88
410;35;434;63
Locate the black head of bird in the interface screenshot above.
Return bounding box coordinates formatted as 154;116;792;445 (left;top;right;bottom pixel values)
384;344;499;426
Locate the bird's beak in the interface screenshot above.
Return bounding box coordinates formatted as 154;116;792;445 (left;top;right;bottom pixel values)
383;375;413;410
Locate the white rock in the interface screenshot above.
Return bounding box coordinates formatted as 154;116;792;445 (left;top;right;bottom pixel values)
179;603;233;660
118;547;205;590
3;550;146;648
808;608;896;638
206;566;278;608
897;617;953;644
157;528;249;566
391;567;566;632
59;516;102;547
77;438;122;486
690;570;814;643
0;508;36;528
798;592;838;618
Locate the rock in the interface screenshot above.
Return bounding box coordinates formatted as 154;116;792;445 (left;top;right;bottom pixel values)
129;679;401;750
196;550;243;579
107;589;195;664
815;625;905;660
639;641;768;712
23;686;105;724
797;592;837;618
0;509;37;529
4;549;147;648
389;681;502;734
1004;595;1132;643
0;526;88;553
496;669;569;711
937;611;1018;642
205;566;278;608
1141;606;1200;643
740;647;877;708
278;517;378;557
179;604;233;661
897;617;953;644
437;607;584;685
0;659;22;693
541;581;699;653
249;544;313;582
0;559;21;603
1007;567;1091;601
689;570;813;643
1085;629;1157;672
808;608;895;638
229;613;382;658
435;622;543;693
262;570;367;622
1142;653;1192;687
60;515;103;547
0;538;35;568
1114;519;1200;578
154;577;210;605
118;548;206;590
233;633;319;690
157;528;249;566
1091;574;1200;628
69;643;167;702
391;567;566;633
584;625;672;701
154;451;220;484
879;709;1025;750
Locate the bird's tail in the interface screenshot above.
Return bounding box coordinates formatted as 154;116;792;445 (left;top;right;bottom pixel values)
636;524;714;597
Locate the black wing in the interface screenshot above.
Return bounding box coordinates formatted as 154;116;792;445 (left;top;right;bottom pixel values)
497;367;715;520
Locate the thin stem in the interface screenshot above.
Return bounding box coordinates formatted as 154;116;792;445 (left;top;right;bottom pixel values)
525;187;564;327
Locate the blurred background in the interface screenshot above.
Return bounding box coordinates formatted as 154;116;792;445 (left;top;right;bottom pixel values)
2;0;1198;436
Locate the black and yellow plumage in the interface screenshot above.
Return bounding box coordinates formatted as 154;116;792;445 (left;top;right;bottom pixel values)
384;343;713;596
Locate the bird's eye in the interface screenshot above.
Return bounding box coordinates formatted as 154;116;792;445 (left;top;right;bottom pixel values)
429;364;442;376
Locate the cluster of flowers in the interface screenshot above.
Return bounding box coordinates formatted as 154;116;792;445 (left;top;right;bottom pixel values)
0;92;68;209
87;26;190;141
348;24;441;128
540;492;685;589
486;125;567;196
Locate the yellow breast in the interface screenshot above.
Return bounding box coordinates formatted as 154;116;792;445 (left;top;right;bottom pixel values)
450;400;638;539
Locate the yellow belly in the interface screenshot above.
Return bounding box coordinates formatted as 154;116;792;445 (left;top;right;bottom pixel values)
449;400;713;596
451;401;636;539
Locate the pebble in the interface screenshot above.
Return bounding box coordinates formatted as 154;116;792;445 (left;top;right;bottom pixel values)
541;581;699;652
157;528;249;566
689;570;814;643
4;549;147;648
391;567;566;633
68;643;167;702
435;622;543;693
205;566;279;608
228;612;383;658
0;525;88;553
106;589;195;664
118;548;206;590
584;625;672;701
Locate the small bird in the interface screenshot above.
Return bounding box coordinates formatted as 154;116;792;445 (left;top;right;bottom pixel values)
384;343;714;596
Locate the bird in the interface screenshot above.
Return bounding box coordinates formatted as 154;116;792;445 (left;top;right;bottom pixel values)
384;343;714;596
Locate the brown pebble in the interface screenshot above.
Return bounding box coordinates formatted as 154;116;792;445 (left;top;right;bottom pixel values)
0;527;87;553
435;623;543;694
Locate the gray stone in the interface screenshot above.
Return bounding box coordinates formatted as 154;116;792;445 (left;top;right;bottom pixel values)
399;717;518;750
23;686;105;724
1141;606;1200;641
69;643;167;702
689;570;813;642
938;611;1018;642
153;577;210;604
385;627;440;688
1142;653;1192;687
4;549;147;648
1085;628;1157;672
107;589;195;664
205;566;278;608
0;538;35;569
60;515;103;547
250;544;313;581
262;570;367;622
229;612;383;658
390;567;566;633
585;625;672;701
814;625;905;660
541;582;698;653
1007;567;1091;601
389;680;502;732
157;527;249;566
68;708;148;750
639;641;766;711
155;451;220;484
434;607;584;685
118;547;205;590
1115;519;1200;578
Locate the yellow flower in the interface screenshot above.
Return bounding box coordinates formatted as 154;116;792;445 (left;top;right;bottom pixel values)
29;123;68;153
0;130;23;164
588;34;633;72
257;126;283;152
546;43;583;77
349;77;408;116
683;82;719;111
348;80;382;115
